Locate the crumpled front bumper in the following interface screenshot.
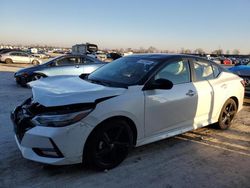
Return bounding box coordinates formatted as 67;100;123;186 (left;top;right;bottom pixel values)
11;104;93;165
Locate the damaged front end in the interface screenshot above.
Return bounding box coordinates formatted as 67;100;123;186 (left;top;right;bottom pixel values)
11;97;95;143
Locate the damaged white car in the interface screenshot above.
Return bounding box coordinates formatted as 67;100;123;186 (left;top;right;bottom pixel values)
11;54;244;170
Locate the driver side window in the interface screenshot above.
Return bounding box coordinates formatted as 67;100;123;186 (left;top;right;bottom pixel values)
155;59;190;85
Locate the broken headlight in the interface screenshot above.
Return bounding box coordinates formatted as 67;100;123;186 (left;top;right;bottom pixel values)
31;109;92;127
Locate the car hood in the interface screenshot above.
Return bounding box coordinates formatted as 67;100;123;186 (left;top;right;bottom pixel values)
16;65;43;74
28;76;126;107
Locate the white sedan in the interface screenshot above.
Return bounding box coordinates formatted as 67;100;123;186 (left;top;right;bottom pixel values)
11;54;244;170
0;51;41;65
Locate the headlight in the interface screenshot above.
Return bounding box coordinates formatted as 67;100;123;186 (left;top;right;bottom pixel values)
31;109;92;127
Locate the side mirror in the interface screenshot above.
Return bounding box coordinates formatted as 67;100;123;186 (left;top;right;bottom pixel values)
143;78;173;90
79;73;89;79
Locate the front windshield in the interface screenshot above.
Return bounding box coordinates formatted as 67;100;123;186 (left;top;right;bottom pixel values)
87;56;160;86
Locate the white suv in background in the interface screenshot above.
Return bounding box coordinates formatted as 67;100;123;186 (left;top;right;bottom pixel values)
0;51;42;65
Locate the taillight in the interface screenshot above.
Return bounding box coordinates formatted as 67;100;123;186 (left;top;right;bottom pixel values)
240;80;245;87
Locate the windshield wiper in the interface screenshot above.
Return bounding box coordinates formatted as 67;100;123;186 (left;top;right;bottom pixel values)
87;79;111;86
83;76;128;89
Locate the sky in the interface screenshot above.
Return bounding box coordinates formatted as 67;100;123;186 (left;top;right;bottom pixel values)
1;0;250;54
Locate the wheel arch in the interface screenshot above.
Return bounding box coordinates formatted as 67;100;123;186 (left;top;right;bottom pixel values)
5;58;13;63
32;59;41;65
33;71;48;77
229;96;239;109
87;116;137;146
82;115;138;160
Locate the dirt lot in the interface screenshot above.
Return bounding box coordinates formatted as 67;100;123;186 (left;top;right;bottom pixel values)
0;63;250;188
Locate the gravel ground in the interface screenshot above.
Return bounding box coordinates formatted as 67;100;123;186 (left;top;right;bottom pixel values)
0;63;250;188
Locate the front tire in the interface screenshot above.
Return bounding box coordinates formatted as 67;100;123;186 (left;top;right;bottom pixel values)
217;98;237;130
5;58;13;64
84;119;133;170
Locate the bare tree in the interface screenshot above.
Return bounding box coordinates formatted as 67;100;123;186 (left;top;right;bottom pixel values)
147;46;157;53
212;49;223;55
138;47;146;53
184;49;191;54
232;49;240;55
194;48;205;55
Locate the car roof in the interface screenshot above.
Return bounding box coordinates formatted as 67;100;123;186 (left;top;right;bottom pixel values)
126;53;205;60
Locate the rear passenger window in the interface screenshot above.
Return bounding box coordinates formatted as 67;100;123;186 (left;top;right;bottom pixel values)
193;60;214;81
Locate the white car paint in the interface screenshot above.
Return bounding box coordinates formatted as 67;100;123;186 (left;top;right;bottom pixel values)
0;51;41;64
12;55;245;166
28;76;126;107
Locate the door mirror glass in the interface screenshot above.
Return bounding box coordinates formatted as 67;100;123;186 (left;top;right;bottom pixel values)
144;78;173;90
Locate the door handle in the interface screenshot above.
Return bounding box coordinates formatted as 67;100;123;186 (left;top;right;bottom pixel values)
75;65;79;68
186;90;196;97
220;84;227;89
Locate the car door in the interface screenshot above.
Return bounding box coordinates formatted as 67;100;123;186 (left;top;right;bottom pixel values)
189;58;215;125
9;52;21;63
42;56;82;76
144;58;199;137
19;52;31;63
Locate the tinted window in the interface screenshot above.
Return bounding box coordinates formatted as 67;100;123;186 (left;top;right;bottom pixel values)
20;52;28;57
193;60;214;81
155;59;190;85
83;57;94;64
56;57;80;66
10;52;17;56
88;57;160;86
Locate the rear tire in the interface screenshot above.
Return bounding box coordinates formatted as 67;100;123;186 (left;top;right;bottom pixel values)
5;58;13;64
84;119;133;170
217;98;237;130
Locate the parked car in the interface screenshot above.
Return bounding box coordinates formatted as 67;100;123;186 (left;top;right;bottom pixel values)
0;51;41;65
223;58;232;65
0;48;15;54
11;54;244;170
228;62;250;98
32;52;51;59
14;54;105;86
106;52;122;62
235;58;250;66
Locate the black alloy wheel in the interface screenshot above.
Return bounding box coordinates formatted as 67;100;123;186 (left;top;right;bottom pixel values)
218;98;237;130
85;119;133;170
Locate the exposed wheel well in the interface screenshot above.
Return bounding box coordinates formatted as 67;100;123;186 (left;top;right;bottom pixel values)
33;72;47;77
